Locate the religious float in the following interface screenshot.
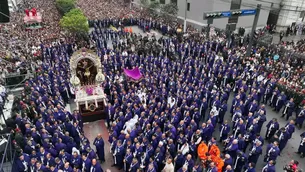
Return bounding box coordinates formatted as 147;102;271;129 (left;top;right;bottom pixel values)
70;48;106;122
24;8;43;30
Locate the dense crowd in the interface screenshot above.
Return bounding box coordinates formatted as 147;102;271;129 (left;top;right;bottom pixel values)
77;0;135;21
0;0;305;172
89;19;305;172
0;0;62;63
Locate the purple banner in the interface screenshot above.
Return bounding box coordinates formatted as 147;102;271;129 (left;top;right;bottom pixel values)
124;67;142;80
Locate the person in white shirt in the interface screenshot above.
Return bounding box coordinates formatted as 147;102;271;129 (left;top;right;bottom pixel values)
123;114;138;134
179;142;189;155
162;158;174;172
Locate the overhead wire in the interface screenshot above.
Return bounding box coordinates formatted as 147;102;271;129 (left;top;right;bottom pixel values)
214;0;304;22
215;0;303;13
253;0;305;10
232;0;305;10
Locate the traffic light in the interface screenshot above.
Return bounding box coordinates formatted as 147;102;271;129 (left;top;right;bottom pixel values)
238;27;245;36
205;12;222;19
253;31;259;39
232;11;242;16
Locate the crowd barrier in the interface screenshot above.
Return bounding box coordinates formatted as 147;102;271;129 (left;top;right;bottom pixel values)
0;134;15;172
4;73;29;89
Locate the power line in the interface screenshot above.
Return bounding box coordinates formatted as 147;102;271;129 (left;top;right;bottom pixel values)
257;0;301;9
215;0;304;22
237;0;305;11
217;0;305;13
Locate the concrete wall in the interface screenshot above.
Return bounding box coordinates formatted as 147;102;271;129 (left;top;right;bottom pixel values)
277;0;305;28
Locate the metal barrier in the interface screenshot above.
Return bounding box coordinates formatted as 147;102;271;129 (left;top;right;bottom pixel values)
3;73;29;89
0;134;14;172
257;34;273;45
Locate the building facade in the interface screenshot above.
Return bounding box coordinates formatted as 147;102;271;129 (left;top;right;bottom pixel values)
176;0;272;30
177;0;305;31
276;0;305;28
133;0;305;31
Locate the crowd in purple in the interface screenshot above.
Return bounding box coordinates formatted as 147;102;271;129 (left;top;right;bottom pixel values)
1;0;305;172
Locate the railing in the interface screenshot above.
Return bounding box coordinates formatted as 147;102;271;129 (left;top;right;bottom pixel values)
0;134;14;172
3;73;30;89
256;34;273;46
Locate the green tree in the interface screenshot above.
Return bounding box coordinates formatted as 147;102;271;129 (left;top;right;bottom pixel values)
140;0;149;7
139;0;160;19
59;9;89;37
149;1;160;18
56;0;76;15
160;3;178;23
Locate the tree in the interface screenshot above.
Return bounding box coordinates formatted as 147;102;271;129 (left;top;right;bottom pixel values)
140;0;149;7
139;0;160;19
59;9;89;37
160;3;178;23
148;1;160;18
56;0;76;15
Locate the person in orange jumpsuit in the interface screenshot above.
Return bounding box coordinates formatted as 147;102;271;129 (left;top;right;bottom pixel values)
209;144;221;160
203;153;213;168
214;156;224;172
197;141;208;160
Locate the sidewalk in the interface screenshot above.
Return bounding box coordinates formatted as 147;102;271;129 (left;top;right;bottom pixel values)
272;33;305;44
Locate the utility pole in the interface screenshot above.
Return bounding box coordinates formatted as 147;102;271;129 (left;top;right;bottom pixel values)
206;19;213;40
183;0;187;33
246;4;261;57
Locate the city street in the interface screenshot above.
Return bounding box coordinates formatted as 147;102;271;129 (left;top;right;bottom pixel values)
83;26;305;171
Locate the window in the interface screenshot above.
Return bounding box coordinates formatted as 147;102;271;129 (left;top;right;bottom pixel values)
160;0;165;4
300;11;305;18
187;2;190;11
171;0;177;4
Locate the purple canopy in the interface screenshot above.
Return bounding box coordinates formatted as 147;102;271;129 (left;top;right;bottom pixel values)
124;67;142;80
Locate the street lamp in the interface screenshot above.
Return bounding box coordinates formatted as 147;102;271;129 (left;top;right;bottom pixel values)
183;0;187;33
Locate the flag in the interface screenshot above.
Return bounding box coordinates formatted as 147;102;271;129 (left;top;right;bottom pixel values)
110;25;118;32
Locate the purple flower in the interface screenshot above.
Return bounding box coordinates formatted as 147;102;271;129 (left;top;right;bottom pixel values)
86;87;94;95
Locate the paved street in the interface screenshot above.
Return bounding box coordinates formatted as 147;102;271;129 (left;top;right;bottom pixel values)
127;26;305;171
222;94;305;172
82;26;305;171
82;93;305;171
272;33;305;44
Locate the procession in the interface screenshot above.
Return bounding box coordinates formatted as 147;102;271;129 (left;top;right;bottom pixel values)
0;0;305;172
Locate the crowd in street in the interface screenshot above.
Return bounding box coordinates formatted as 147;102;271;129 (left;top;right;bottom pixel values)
77;0;135;21
1;0;305;172
0;0;62;63
90;18;305;172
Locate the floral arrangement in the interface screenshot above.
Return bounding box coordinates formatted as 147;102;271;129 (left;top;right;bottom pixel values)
86;86;94;95
70;75;80;86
